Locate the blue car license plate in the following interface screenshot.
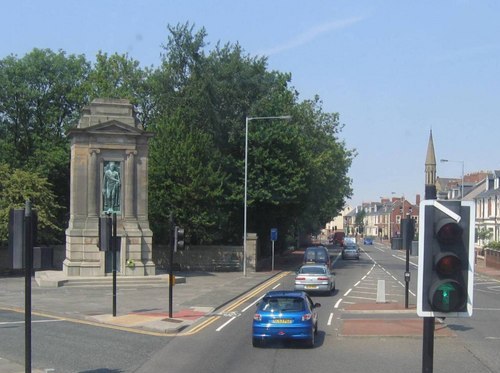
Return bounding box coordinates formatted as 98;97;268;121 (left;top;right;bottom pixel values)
272;319;292;324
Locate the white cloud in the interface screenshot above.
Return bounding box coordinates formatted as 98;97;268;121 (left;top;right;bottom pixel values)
257;16;366;56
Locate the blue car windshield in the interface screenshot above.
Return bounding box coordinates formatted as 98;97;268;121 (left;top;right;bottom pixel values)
259;297;305;312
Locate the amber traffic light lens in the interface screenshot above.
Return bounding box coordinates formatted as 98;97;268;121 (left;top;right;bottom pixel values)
436;254;462;276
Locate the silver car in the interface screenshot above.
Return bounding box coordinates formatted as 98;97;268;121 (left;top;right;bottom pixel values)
294;264;335;294
342;244;360;260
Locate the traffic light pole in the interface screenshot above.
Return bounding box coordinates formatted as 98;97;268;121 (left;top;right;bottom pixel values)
112;213;117;317
422;317;435;372
422;186;436;373
169;214;174;318
24;200;33;373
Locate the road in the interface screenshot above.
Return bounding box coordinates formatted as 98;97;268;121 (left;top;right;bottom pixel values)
1;241;499;372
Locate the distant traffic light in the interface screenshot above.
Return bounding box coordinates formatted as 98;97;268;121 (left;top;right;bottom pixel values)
417;200;475;317
174;226;185;251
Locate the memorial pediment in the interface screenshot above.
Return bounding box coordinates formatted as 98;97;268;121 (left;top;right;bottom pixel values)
87;120;143;136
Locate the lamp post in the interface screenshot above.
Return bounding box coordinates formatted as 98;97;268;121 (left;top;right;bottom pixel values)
440;159;465;199
244;115;292;276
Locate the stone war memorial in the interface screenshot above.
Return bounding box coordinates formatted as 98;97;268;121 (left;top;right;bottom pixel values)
63;99;155;277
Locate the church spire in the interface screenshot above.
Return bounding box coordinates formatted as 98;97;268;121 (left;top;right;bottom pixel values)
425;130;437;199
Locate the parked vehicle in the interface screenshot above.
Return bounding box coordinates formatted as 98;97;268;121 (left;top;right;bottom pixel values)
252;291;320;347
303;246;331;267
294;264;335;294
342;243;360;260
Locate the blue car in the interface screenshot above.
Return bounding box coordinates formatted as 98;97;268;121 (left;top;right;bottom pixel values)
252;291;321;348
363;236;374;245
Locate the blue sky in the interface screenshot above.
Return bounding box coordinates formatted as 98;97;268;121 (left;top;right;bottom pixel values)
3;0;500;209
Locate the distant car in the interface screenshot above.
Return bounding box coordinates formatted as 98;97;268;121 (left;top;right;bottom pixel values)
332;232;345;246
342;243;360;260
363;237;374;245
344;236;356;245
303;246;331;268
252;291;321;348
294;264;335;294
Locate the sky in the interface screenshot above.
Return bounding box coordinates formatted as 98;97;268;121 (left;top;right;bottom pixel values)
3;0;500;208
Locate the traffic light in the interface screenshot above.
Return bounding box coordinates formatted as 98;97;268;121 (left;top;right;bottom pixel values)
174;226;185;251
98;215;113;251
417;200;475;317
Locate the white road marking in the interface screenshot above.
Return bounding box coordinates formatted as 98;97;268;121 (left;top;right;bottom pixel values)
216;316;236;332
242;295;264;312
0;319;63;325
344;289;352;296
334;298;343;308
327;312;334;326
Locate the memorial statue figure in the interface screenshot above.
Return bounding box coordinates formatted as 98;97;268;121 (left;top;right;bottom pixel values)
103;161;121;212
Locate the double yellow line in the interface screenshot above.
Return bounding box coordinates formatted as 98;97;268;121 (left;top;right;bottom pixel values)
180;271;290;336
0;271;291;337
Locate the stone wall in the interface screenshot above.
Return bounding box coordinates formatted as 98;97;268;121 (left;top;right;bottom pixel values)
154;245;243;272
485;248;500;270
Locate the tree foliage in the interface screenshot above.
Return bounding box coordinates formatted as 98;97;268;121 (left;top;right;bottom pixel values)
0;164;61;245
0;23;354;252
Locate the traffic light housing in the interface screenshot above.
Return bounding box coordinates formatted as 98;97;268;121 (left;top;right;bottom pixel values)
174;226;185;251
98;215;113;251
417;200;475;317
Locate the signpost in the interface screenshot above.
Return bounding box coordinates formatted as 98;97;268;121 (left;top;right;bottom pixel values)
270;228;278;271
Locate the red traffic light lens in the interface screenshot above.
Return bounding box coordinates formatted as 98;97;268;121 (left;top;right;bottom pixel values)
436;253;462;276
436;221;462;245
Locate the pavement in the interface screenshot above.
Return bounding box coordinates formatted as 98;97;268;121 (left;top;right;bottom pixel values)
1;248;499;372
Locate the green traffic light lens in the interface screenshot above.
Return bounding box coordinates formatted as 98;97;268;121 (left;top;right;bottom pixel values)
429;280;466;312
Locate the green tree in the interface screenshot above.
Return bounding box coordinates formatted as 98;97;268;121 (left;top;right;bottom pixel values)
0;164;61;245
87;51;155;127
148;23;354;248
0;49;90;241
149;111;226;244
355;210;366;235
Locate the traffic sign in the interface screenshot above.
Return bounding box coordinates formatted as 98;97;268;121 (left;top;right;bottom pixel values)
271;228;278;241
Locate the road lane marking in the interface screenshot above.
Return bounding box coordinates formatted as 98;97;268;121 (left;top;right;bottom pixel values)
327;313;334;326
241;295;264;313
0;319;63;325
354;281;360;287
344;289;352;296
216;316;236;332
334;299;342;308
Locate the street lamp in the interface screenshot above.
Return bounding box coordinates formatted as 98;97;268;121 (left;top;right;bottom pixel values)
244;115;292;276
440;159;465;199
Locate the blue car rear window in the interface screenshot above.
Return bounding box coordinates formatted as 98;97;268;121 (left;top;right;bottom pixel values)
259;297;305;312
